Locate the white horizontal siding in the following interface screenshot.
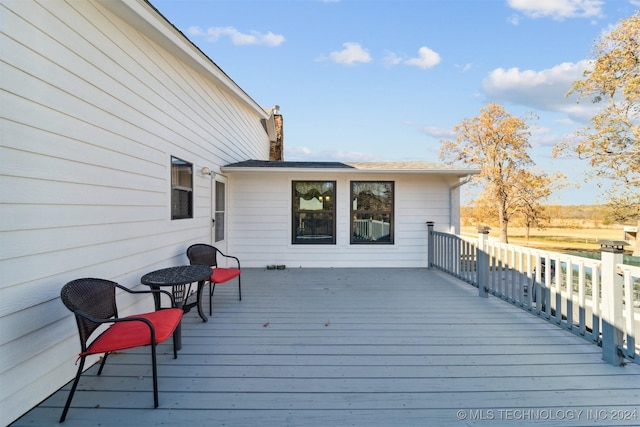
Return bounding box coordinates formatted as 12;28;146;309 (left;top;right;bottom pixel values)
227;173;459;268
1;0;271;424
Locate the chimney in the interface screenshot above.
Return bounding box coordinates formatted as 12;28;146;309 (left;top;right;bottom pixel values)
270;105;284;161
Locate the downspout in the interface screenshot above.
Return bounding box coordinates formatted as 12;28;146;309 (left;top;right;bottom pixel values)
449;174;472;234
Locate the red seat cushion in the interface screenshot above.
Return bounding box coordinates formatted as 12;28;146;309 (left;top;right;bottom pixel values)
211;268;240;283
81;308;183;356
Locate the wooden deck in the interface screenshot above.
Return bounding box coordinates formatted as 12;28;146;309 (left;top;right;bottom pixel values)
12;268;640;426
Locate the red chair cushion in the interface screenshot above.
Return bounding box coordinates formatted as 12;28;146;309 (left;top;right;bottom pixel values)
81;308;183;356
211;268;240;283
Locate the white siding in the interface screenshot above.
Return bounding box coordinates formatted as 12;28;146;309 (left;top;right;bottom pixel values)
0;0;270;424
226;172;460;268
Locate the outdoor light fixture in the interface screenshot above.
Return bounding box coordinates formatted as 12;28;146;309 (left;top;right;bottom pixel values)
201;167;212;176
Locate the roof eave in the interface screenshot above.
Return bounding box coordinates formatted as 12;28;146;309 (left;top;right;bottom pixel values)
221;166;481;176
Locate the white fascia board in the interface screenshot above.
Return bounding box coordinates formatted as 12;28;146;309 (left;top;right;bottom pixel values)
221;167;480;176
98;0;269;119
264;114;278;142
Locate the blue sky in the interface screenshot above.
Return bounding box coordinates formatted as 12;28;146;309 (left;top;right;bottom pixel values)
151;0;639;205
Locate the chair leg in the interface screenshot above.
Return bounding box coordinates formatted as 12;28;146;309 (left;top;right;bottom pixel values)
59;356;86;422
209;282;216;316
173;331;178;359
238;275;242;301
151;340;159;408
96;352;109;375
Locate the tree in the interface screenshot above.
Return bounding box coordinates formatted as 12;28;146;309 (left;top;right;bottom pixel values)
440;103;533;243
556;12;640;255
465;191;500;228
464;169;563;240
510;169;565;239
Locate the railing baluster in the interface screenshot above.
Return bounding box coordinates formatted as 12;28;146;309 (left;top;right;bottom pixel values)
525;251;533;309
578;261;586;336
554;256;562;325
518;249;524;306
591;264;600;344
566;259;574;330
622;269;636;360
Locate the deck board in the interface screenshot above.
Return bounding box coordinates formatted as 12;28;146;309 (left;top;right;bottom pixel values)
12;268;640;426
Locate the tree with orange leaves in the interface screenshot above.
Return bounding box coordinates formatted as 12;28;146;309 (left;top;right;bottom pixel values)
557;12;639;255
440;103;535;243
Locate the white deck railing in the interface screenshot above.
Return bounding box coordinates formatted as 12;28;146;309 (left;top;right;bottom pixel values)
426;222;640;366
353;219;390;241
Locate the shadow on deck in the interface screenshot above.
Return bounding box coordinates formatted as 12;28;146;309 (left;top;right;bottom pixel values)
12;268;640;426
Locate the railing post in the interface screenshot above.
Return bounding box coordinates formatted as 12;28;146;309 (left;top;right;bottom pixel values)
477;226;490;298
427;221;434;269
598;240;627;366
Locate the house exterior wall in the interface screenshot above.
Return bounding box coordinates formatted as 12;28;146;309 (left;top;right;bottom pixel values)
225;171;460;268
0;1;270;424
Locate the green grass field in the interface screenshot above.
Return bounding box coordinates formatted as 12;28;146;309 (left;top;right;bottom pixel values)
462;225;628;249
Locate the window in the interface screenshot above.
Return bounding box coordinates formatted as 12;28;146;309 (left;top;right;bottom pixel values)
214;181;225;242
171;156;193;219
351;181;394;244
292;181;336;244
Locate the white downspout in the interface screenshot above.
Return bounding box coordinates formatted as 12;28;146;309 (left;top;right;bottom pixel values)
449;174;472;234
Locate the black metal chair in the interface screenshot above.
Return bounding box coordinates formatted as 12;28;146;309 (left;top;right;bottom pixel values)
59;278;183;422
186;244;241;315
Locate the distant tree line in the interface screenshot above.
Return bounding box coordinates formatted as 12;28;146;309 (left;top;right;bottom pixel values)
461;204;635;228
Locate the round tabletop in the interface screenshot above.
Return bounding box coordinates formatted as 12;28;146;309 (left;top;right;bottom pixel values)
141;265;212;286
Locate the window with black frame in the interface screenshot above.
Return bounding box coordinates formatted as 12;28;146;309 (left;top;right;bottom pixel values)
351;181;394;244
171;156;193;220
292;181;336;244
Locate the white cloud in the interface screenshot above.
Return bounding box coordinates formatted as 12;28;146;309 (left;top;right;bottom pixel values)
404;46;442;69
385;47;442;70
507;0;604;20
421;125;455;138
286;146;312;159
328;42;372;65
322;44;441;69
383;51;403;67
529;126;563;147
482;60;600;121
285;146;378;162
187;26;205;36
555;117;577;126
456;63;473;73
188;26;285;46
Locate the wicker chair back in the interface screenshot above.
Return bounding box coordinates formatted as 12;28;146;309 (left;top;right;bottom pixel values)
60;278;118;351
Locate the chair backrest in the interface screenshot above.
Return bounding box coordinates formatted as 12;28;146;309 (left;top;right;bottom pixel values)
60;278;118;351
186;244;219;267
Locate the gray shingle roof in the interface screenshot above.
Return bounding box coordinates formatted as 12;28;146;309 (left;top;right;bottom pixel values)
222;160;479;175
224;160;355;169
